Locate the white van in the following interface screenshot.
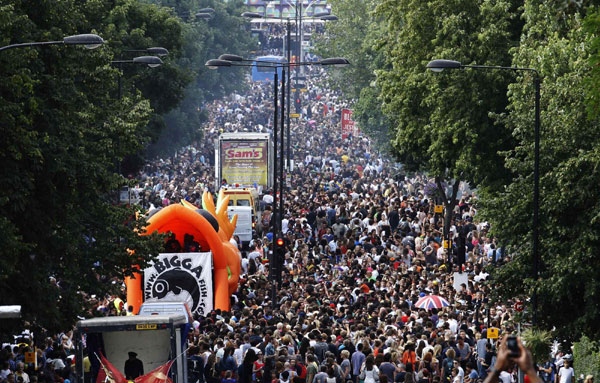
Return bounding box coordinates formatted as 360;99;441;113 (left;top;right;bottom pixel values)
227;206;254;248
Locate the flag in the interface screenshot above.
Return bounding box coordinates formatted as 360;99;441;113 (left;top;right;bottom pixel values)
134;360;174;383
96;353;127;383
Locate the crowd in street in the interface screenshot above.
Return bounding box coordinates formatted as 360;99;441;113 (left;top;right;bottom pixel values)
0;27;588;383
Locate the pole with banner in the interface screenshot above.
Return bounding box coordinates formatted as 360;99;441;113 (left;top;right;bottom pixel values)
341;108;356;139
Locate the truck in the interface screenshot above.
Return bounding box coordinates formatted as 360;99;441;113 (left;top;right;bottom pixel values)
215;133;273;191
227;205;254;249
75;315;189;383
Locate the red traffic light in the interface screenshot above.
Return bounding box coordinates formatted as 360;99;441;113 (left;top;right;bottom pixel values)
276;238;284;246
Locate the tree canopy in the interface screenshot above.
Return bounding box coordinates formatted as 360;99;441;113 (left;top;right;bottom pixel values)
0;0;256;335
320;0;600;341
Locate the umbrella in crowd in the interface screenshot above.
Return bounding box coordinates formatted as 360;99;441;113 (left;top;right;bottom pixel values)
414;294;450;310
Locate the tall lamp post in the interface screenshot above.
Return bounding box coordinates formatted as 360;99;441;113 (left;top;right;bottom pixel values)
110;54;164;203
242;11;338;170
426;59;541;326
206;55;349;307
0;33;104;52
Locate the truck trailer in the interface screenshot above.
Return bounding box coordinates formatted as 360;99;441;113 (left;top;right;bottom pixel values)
215;132;273;191
75;315;188;383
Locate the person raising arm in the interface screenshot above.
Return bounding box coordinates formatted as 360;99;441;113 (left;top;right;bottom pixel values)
484;336;542;383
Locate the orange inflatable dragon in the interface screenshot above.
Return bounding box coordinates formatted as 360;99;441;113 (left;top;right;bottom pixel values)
125;191;241;313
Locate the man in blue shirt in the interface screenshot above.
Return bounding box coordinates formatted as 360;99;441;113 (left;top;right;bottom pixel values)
351;343;366;383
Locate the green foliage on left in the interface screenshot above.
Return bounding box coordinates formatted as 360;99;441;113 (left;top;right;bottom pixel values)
143;0;258;158
0;0;174;335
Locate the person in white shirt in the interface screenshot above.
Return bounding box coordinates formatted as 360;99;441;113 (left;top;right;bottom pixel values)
558;360;574;383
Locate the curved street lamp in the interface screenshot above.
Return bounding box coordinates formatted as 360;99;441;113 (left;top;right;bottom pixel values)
195;12;214;20
122;47;169;57
0;33;104;52
427;58;541;325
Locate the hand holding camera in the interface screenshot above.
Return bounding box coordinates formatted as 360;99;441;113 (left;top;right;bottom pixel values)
485;335;540;383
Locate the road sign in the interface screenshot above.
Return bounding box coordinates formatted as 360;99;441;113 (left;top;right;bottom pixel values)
291;88;297;92
443;240;451;249
25;352;35;363
487;327;499;339
434;205;444;213
300;88;307;92
290;113;301;118
514;301;524;312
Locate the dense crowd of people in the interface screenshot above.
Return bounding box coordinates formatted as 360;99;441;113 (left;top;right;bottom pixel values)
0;23;588;383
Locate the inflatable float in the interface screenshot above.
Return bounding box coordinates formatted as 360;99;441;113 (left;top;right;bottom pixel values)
125;191;241;314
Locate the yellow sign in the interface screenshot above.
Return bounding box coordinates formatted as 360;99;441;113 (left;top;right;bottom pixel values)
300;88;308;92
136;324;157;330
291;88;297;92
443;240;451;249
221;140;269;187
25;352;35;363
487;327;499;339
434;205;444;213
290;113;301;118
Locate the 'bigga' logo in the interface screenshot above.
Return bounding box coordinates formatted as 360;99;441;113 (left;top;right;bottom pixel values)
225;148;263;159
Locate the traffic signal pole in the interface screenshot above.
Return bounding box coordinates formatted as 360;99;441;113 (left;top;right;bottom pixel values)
286;18;292;170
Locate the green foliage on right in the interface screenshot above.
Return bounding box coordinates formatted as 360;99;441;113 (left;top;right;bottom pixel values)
480;2;600;343
573;336;600;381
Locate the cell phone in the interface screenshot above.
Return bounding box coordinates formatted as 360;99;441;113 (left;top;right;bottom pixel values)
506;335;520;358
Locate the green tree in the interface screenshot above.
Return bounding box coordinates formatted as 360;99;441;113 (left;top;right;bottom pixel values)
375;0;522;234
573;336;600;380
480;2;600;342
0;0;167;336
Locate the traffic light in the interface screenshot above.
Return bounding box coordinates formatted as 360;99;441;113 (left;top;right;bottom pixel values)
295;97;301;113
274;237;285;284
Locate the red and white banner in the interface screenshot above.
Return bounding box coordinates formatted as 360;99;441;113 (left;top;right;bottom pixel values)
341;109;359;139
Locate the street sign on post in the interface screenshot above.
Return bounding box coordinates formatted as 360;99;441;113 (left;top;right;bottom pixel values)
488;327;500;339
514;301;524;312
434;205;444;213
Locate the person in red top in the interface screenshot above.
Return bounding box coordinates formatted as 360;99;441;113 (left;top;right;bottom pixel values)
402;342;417;366
253;352;264;382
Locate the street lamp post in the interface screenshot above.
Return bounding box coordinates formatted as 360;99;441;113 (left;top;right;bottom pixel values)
426;58;541;326
110;54;164;200
206;55;349;306
0;33;104;52
242;12;337;169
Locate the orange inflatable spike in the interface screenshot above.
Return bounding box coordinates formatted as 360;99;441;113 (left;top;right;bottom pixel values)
216;195;229;216
202;191;216;214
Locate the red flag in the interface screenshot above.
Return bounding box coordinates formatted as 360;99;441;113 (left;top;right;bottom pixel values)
96;353;127;383
134;360;174;383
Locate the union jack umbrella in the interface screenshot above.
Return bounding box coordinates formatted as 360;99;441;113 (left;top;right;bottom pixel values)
414;295;450;310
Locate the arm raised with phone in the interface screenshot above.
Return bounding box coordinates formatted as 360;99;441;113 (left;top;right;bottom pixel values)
483;335;542;383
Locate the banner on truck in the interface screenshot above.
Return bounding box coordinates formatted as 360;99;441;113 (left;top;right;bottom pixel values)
144;253;213;317
221;140;269;187
341;109;359;139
